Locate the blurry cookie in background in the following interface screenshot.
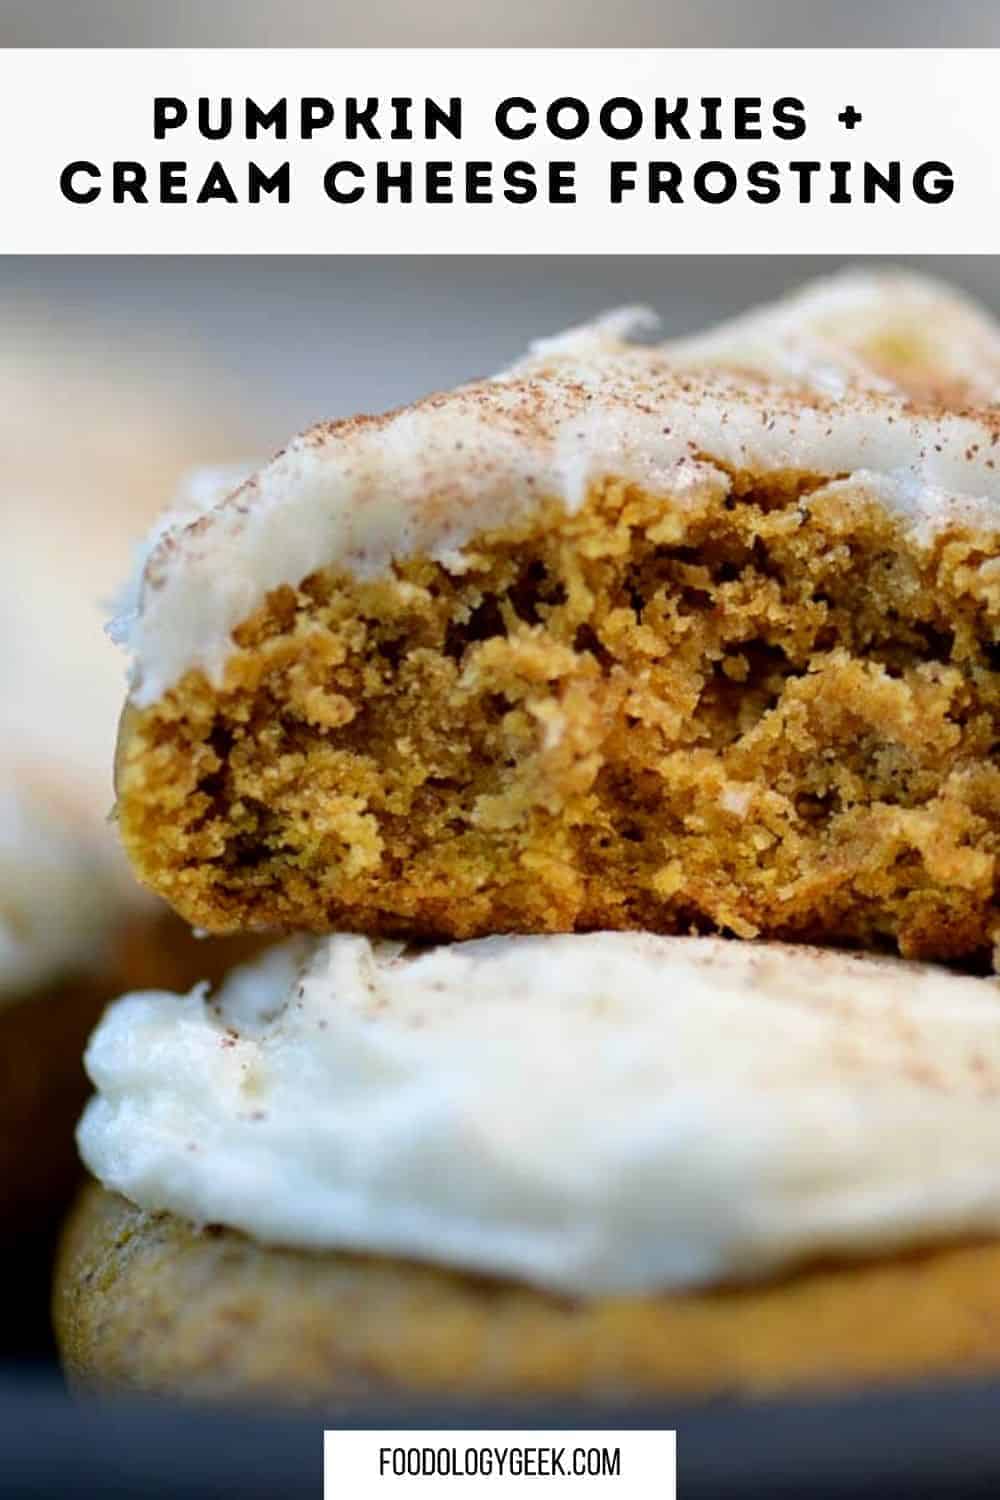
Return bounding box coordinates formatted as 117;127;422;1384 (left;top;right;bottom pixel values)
0;769;121;1243
0;769;262;1255
0;300;261;1350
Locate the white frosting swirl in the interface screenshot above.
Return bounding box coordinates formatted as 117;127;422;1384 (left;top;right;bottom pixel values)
80;932;1000;1295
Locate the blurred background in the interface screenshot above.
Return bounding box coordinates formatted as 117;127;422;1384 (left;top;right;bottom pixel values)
1;0;999;46
10;253;1000;458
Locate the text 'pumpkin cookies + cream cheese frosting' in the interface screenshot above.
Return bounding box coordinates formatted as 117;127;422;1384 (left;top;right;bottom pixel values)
79;932;1000;1298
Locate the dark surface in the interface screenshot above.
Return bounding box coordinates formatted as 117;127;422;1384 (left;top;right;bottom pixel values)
4;1368;1000;1498
2;1229;59;1361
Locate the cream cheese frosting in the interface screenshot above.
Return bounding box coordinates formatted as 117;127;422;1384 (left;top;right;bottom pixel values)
109;461;257;656
661;267;1000;402
116;269;1000;707
79;932;1000;1296
0;773;120;1004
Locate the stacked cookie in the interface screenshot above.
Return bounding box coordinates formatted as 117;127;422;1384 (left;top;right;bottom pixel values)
57;270;1000;1404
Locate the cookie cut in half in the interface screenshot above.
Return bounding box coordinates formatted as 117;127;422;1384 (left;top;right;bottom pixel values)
113;272;1000;961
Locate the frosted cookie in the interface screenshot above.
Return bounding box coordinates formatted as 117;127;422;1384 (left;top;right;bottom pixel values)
59;932;1000;1402
113;270;1000;963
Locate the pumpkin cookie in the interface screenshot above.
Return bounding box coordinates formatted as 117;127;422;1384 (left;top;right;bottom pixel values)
113;271;999;965
59;930;1000;1402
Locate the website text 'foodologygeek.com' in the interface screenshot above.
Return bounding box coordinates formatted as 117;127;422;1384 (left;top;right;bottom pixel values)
325;1431;676;1496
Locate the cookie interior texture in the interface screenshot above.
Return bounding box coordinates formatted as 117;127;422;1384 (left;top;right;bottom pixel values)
55;1185;1000;1406
118;470;999;960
